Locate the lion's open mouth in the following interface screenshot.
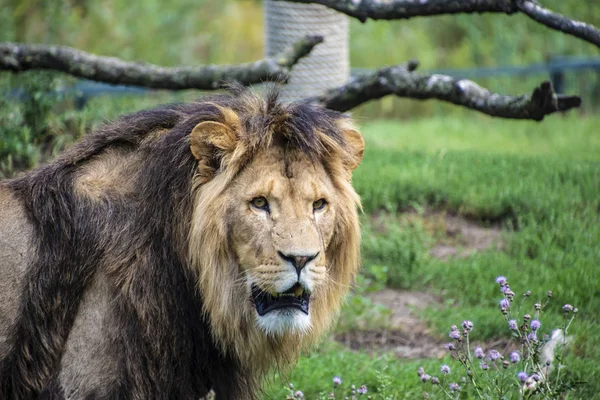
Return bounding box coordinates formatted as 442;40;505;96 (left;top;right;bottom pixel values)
251;284;310;316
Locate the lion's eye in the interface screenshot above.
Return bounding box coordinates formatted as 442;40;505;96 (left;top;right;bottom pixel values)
250;196;269;211
313;198;327;211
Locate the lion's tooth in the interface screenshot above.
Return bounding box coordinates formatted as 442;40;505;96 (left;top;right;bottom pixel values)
292;286;304;297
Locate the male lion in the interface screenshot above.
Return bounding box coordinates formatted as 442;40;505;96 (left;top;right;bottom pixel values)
0;87;364;399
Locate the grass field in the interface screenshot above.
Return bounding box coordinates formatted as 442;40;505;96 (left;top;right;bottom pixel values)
262;114;600;399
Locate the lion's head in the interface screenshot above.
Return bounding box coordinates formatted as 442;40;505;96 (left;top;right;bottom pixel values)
187;89;364;375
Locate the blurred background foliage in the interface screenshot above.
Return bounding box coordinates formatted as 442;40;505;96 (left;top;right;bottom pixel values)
1;0;598;174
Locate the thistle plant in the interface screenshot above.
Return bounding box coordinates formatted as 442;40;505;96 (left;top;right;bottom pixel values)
418;276;579;399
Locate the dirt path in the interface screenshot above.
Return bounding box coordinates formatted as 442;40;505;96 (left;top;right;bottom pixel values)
336;211;506;358
428;212;503;261
335;289;446;358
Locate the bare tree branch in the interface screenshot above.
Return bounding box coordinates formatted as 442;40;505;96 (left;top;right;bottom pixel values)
274;0;600;48
515;0;600;48
311;61;581;121
274;0;517;21
0;35;324;90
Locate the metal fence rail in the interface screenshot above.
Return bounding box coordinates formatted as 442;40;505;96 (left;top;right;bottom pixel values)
352;56;600;95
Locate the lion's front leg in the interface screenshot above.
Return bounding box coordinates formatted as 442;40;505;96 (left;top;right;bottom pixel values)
55;273;123;399
0;187;33;360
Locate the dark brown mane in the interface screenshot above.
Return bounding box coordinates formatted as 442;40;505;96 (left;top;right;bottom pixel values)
0;87;353;399
27;86;351;174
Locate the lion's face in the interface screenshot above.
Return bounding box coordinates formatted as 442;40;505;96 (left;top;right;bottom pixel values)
226;147;337;335
187;97;363;369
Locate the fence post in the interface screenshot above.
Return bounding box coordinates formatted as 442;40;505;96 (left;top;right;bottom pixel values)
264;0;349;103
548;57;565;94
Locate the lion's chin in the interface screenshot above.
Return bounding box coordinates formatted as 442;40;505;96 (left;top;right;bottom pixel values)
255;309;312;336
251;284;312;336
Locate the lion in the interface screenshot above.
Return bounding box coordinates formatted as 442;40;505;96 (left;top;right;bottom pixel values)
0;87;364;399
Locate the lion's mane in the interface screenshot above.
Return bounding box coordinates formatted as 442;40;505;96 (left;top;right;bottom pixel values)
0;87;362;399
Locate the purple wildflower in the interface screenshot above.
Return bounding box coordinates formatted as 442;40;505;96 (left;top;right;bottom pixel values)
510;351;521;363
294;390;304;399
563;304;573;312
474;346;485;359
440;365;450;375
448;383;461;392
462;320;473;331
333;376;342;387
530;320;541;331
445;343;455;351
496;276;507;286
417;367;425;376
501;286;515;298
449;330;461;340
357;385;367;395
508;319;518;330
480;362;489;370
527;332;538;342
499;299;510;310
517;371;528;382
420;374;431;383
487;349;501;361
431;377;440;385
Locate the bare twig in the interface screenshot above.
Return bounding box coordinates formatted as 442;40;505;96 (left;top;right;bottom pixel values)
0;35;324;90
274;0;600;48
311;61;581;121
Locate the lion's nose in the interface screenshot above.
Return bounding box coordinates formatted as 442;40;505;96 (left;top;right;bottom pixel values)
278;251;319;278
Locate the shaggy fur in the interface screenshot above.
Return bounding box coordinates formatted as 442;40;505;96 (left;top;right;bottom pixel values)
0;87;363;399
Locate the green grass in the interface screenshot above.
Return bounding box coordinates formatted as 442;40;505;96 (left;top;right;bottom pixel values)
358;116;600;161
262;114;600;399
264;341;441;399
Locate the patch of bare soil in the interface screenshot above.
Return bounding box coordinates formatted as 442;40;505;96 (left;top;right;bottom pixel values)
335;289;446;359
335;212;506;357
370;209;505;261
428;212;504;261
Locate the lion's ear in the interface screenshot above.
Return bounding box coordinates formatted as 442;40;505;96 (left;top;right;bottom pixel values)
342;128;364;171
190;121;237;160
190;121;239;183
